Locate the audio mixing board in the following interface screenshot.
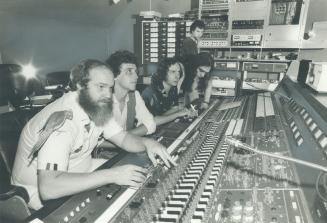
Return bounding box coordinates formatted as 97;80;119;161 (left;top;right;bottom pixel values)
27;78;327;223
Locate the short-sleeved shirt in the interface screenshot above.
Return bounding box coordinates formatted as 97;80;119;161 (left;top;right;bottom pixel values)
113;91;156;134
181;37;198;58
11;91;123;210
142;82;178;116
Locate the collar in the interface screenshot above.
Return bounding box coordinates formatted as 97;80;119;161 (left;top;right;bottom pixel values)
161;89;169;97
113;94;129;104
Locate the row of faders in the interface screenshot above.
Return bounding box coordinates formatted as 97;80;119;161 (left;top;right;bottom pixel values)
111;117;217;222
110;99;241;223
189;143;230;222
152;122;228;223
113;119;228;222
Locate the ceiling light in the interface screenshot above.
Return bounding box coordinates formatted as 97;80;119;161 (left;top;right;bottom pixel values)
21;64;37;79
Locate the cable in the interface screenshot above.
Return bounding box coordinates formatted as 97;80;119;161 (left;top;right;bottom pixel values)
225;136;327;202
225;137;327;172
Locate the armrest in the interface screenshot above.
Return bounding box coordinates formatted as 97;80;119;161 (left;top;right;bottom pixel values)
0;195;31;222
0;185;29;203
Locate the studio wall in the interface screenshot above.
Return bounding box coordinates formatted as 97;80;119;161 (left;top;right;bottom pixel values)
0;0;190;75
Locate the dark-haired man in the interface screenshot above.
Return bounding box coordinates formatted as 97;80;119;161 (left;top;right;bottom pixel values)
142;57;196;125
181;20;205;57
11;59;175;210
182;52;214;109
106;50;156;136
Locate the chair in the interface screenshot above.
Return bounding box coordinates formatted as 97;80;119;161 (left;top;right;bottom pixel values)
0;64;18;108
0;111;36;222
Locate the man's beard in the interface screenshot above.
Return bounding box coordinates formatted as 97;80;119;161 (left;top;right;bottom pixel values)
78;88;113;127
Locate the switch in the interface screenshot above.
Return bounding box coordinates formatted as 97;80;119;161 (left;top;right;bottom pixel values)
79;217;87;223
290;191;294;198
106;194;113;200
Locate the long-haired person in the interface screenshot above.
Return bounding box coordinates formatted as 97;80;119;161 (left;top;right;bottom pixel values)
142;57;196;125
181;52;214;109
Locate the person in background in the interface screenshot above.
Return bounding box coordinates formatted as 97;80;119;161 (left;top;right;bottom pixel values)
181;20;205;58
11;59;175;210
106;50;156;137
142;57;196;125
181;52;214;110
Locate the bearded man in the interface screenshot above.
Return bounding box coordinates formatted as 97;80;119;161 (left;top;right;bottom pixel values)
11;59;175;210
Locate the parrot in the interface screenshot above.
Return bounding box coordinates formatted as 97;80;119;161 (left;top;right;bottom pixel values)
28;109;73;163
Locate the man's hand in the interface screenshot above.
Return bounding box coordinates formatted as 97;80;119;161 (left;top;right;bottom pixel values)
200;102;209;109
143;139;177;168
188;105;199;117
108;165;148;188
178;107;198;118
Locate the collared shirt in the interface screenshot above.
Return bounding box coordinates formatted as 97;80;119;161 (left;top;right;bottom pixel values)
11;91;123;210
142;85;178;116
113;90;156;135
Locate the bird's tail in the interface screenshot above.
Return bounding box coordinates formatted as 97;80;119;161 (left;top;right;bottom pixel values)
28;133;49;165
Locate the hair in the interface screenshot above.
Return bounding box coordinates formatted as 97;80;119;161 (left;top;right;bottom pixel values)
190;20;205;33
182;52;213;92
69;59;110;91
156;57;182;82
106;50;138;77
195;52;213;68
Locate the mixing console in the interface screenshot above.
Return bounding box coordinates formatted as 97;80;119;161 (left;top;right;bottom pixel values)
28;78;327;223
